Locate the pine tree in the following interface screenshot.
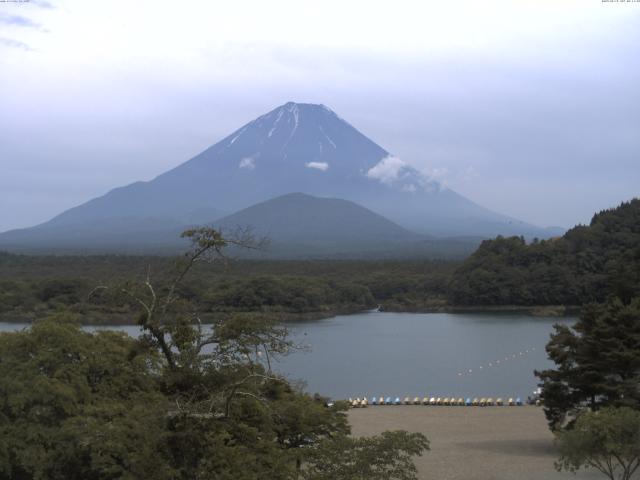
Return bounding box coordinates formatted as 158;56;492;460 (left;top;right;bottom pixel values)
536;297;640;430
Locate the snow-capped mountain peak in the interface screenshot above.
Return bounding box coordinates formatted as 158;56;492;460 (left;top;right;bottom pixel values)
13;102;553;240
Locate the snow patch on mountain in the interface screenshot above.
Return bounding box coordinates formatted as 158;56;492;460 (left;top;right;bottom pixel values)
228;126;247;146
318;126;336;149
288;102;300;130
306;161;329;171
239;157;255;170
268;109;284;138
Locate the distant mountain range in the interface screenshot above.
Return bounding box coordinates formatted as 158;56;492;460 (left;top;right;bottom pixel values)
0;102;564;257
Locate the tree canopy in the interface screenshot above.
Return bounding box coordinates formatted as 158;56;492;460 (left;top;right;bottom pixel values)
0;252;453;325
536;297;640;430
0;228;429;479
449;199;640;306
555;407;640;480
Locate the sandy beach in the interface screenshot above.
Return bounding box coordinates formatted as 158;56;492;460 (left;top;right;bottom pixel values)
348;406;625;480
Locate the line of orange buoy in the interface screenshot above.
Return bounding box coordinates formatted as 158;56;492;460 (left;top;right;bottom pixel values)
456;347;538;378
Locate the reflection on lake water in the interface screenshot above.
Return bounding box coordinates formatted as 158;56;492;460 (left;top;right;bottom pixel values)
0;311;575;400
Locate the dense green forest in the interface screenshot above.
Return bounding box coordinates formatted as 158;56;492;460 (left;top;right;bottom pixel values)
0;254;455;323
448;199;640;306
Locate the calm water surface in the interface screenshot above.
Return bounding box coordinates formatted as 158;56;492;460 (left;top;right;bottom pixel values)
280;311;575;400
0;311;574;400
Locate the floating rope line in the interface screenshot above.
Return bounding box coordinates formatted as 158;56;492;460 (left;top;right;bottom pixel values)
456;347;537;377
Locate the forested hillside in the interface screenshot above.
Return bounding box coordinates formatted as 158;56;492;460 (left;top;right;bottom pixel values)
448;199;640;306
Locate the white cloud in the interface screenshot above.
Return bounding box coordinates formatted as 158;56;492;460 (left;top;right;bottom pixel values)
428;167;450;180
306;161;329;171
418;165;479;189
239;157;255;170
420;166;450;188
366;155;407;184
367;156;448;193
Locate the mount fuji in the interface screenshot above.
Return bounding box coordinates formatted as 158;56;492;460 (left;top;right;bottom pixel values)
0;102;561;256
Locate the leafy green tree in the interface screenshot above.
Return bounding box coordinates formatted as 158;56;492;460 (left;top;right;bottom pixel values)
555;407;640;480
0;315;172;480
302;430;429;480
536;297;640;430
1;228;430;479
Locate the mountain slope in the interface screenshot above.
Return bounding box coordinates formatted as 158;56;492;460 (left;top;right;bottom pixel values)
214;192;423;255
41;102;389;229
0;193;481;258
214;193;480;259
0;217;188;254
0;101;559;253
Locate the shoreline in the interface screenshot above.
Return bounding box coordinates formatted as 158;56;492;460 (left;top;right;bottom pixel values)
380;304;581;317
0;304;580;325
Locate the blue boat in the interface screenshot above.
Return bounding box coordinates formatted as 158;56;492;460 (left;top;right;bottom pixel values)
465;398;472;406
385;397;392;405
394;397;401;405
371;397;377;405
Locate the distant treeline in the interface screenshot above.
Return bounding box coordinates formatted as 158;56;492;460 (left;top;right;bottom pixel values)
448;199;640;306
0;254;455;323
1;199;638;322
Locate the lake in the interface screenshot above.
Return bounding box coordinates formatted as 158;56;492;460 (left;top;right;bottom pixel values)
280;311;574;400
0;311;574;400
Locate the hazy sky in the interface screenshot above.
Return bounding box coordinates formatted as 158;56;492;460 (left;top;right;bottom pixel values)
1;0;639;232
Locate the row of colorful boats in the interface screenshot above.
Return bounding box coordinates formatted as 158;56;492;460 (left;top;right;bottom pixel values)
348;396;524;407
